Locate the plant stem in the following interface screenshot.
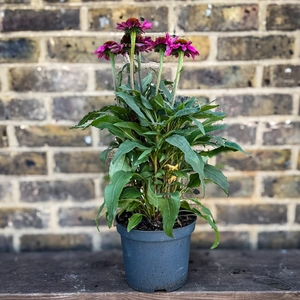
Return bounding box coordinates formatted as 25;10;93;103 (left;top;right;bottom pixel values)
171;51;184;107
109;52;117;92
130;31;137;91
155;49;164;96
137;52;143;94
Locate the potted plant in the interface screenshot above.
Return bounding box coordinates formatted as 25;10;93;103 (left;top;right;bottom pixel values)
73;17;246;292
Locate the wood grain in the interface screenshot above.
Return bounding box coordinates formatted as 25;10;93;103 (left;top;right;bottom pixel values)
0;250;299;299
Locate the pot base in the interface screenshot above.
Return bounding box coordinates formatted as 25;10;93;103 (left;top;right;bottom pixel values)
116;220;196;293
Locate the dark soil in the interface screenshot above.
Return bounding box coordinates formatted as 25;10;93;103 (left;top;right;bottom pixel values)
117;211;197;231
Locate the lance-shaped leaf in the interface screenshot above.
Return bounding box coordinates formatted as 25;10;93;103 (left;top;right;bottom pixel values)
204;164;229;195
189;198;220;249
166;134;206;195
146;179;158;207
112;140;149;164
104;170;133;227
127;213;143;232
158;192;181;237
109;154;131;178
205;140;250;158
115;91;147;120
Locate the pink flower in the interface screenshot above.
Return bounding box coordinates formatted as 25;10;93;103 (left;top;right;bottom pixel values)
152;35;168;52
165;35;199;59
116;17;152;34
120;34;153;55
94;41;123;61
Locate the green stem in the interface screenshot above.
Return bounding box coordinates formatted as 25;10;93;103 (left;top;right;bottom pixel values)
171;51;184;107
109;52;117;92
155;49;165;96
130;31;137;91
138;52;143;94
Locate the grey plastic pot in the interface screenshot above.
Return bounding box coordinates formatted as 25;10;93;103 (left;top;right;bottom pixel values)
116;218;196;293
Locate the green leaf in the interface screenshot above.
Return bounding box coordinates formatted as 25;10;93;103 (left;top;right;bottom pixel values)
112;140;148;164
166;134;206;195
150;94;164;110
158;192;181;238
104;170;133;227
188;198;220;249
190;117;205;135
204;164;229;195
100;144;117;163
120;186;142;199
109;155;131;178
159;80;172;102
95;202;106;232
127;213;143;232
115;91;147;120
142;72;153;94
114;122;147;136
187;173;200;188
118;199;141;212
205;140;250;158
146;180;158;207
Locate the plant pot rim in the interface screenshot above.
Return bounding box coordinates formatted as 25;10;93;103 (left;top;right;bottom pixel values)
116;217;197;242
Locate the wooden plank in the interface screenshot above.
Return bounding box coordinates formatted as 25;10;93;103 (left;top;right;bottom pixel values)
0;250;299;299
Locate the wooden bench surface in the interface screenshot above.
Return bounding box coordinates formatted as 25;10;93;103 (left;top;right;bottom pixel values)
0;250;299;299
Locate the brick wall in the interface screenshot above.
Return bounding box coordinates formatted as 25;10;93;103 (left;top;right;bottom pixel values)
0;0;299;252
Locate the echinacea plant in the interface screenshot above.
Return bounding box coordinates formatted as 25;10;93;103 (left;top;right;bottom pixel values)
73;17;246;248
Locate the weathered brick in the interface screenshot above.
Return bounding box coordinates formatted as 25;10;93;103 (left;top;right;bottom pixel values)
191;231;251;249
296;205;300;223
179;66;256;89
217;149;291;172
0;235;13;252
266;4;300;31
1;97;47;120
263;65;300;87
0;38;39;63
216;204;287;225
178;5;258;32
20;180;95;202
218;36;294;61
52;96;114;121
0;126;8;147
46;36;111;63
0;100;4;119
258;231;300;249
262;176;300;198
0;208;48;229
0;182;12;202
15;125;92;147
20;234;92;251
0;0;30;3
88;7;168;32
263;122;300;145
216;94;293;117
1;9;80;32
0;152;47;175
59;207;98;227
9;67;88;92
217;123;257;146
206;177;254;198
95;69;115;91
54;152;106;173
